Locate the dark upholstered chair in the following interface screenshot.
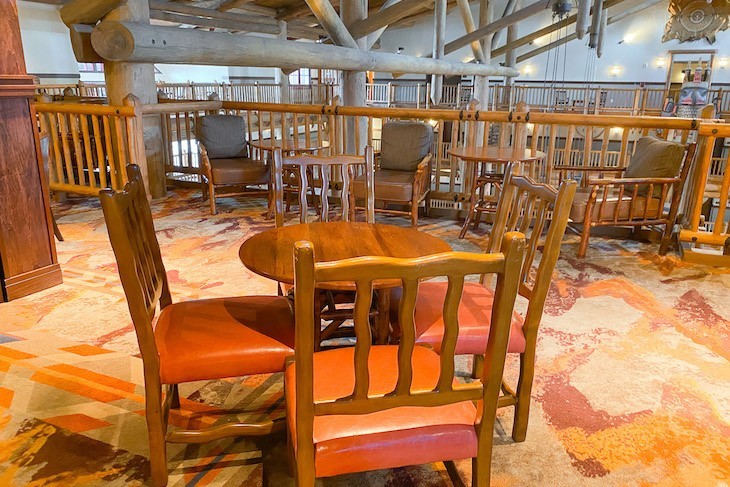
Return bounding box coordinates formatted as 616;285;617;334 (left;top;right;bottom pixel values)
352;121;434;226
196;115;269;214
570;136;696;257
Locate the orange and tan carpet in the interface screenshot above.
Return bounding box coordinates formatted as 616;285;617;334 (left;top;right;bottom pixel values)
1;190;728;486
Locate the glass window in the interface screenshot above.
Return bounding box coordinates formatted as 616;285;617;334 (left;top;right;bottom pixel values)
289;68;311;85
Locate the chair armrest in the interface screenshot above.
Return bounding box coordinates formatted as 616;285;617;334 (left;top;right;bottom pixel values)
412;154;433;198
585;176;681;186
198;142;214;181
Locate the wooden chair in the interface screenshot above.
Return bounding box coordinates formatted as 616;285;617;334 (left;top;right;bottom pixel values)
99;165;295;487
351;121;433;226
271;146;375;225
287;232;525;486
568;137;697;257
196;115;269;215
393;165;577;443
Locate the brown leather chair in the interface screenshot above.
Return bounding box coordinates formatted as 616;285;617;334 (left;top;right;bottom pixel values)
352;120;433;226
196;115;269;215
287;233;525;486
99;165;295;487
392;165;577;443
568;136;696;257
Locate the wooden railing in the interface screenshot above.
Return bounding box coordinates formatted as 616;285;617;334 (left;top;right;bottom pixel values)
679;123;730;264
34;99;143;196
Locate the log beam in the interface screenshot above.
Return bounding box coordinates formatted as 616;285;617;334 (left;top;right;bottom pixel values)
91;20;520;77
445;0;551;56
348;0;433;39
490;0;625;58
305;0;359;48
365;0;399;50
455;0;486;63
596;9;607;57
588;0;604;48
60;0;125;26
491;0;517;50
431;0;446;105
341;0;367;154
69;24;104;63
576;0;590;39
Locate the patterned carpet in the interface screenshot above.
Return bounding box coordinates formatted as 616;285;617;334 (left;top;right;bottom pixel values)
0;189;728;487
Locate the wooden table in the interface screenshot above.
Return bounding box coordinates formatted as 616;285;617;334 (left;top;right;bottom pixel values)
249;137;330;156
449;146;546;238
239;221;451;343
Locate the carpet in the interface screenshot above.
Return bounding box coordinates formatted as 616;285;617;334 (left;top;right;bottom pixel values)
0;189;728;486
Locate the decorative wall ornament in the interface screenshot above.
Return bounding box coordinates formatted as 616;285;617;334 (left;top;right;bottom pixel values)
663;0;730;43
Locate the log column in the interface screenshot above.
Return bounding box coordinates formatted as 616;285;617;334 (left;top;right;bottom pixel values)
505;0;520;85
341;0;367;154
104;0;165;197
474;0;493;142
275;20;291;103
430;0;446;106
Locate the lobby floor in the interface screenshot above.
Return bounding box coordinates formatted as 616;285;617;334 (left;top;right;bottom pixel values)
1;190;728;486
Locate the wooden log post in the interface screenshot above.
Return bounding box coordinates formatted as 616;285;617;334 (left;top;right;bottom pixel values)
275;21;291;104
474;0;493;145
341;0;367;155
490;0;517;50
103;0;166;198
455;0;486;63
576;0;590;39
596;9;607;58
588;0;604;49
431;0;446;106
305;0;359;49
505;0;520;85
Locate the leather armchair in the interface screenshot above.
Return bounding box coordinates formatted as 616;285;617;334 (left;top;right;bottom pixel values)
352;120;434;226
195;115;269;214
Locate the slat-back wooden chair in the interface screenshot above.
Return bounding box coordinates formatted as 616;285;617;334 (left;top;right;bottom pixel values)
287;232;525;486
394;164;577;443
272;147;376;347
99;165;295;487
272;146;375;225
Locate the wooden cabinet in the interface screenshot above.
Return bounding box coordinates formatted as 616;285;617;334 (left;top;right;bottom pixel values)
0;0;62;301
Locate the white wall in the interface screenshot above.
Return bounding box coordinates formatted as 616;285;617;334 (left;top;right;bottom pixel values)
17;1;79;84
378;0;730;84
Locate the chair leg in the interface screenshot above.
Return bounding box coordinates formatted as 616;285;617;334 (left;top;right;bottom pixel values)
577;223;591;258
471;444;492;487
471;354;484;379
208;184;217;215
511;353;535;443
411;203;419;227
424;192;431;217
146;395;169;486
170;384;180;410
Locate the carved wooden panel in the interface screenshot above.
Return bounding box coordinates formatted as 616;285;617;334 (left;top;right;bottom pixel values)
663;0;730;43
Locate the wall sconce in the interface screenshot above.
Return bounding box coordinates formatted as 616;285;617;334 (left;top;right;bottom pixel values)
656;57;666;69
610;65;621;77
719;58;728;69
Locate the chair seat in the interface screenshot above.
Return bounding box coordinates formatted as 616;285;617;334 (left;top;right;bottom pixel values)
393;282;526;355
285;345;478;478
209;157;269;186
352;169;415;202
155;296;295;384
570;187;662;222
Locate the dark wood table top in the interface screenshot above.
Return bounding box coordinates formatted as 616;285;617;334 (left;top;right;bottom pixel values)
448;146;546;163
239;221;452;290
248;138;330;153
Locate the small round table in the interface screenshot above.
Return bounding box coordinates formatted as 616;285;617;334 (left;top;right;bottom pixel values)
248;138;330;156
449;146;547;238
239;221;451;343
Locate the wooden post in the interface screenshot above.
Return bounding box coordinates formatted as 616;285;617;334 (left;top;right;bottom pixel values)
341;0;367;155
474;0;493;145
490;0;517;50
275;20;291;104
123;94;150;197
596;9;607;57
455;0;486;63
103;0;165;198
576;0;590;39
431;0;446;106
304;0;358;48
505;0;520;86
588;0;604;49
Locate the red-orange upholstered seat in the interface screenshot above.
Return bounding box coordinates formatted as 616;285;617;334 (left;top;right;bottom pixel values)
285;345;478;478
155;296;295;385
401;282;526;355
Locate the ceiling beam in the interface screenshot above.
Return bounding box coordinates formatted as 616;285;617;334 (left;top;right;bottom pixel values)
304;0;358;47
455;0;485;62
348;0;433;38
92;20;520;76
444;0;553;56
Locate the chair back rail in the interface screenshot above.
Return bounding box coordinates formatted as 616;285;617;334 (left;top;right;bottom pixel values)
272;147;375;225
486;166;577;341
98;165;171;368
293;232;524;422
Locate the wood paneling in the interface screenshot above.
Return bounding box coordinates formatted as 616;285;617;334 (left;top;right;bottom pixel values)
0;0;61;301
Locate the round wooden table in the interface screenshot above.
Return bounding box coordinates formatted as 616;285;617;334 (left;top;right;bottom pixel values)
240;221;451;344
249;138;330;156
448;146;547;238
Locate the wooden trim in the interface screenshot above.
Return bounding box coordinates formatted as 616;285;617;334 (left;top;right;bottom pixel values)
0;75;36;98
3;263;62;301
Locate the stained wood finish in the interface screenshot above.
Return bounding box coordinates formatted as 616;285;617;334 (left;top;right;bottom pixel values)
290;233;526;486
100;165;288;487
272;146;375;225
239;221;451;290
0;0;61;301
448;146;546;164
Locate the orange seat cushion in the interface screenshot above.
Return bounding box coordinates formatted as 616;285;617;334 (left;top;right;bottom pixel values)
285;345;478;478
393;282;526;356
155;296;295;384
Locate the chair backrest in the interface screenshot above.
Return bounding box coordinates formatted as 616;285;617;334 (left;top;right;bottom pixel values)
379;121;433;172
292;233;525;459
195;115;248;159
99;165;171;369
272;146;375;226
486;165;577;344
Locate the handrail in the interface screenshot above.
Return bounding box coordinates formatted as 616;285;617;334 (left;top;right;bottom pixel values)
34;102;136;117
